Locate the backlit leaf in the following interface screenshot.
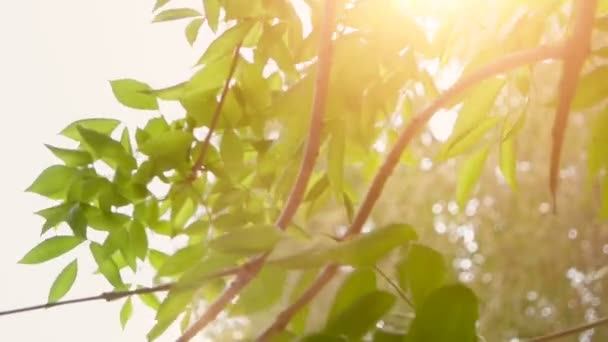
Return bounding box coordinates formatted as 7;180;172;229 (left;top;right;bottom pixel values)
90;242;125;289
60;118;120;141
328;129;345;200
203;0;220;31
185;18;204;45
110;79;159;110
120;298;133;329
325;290;396;339
26;165;78;199
456;146;490;208
157;244;204;277
152;8;201;23
397;244;447;307
408;284;479;342
19;236;83;264
45;145;93;167
198;21;254;65
209;224;282;255
327;269;377;323
48;260;78;303
77;126;136;170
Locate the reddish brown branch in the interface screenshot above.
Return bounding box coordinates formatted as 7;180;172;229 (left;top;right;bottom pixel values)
190;42;243;176
549;0;597;212
256;44;564;341
177;1;338;340
526;316;608;341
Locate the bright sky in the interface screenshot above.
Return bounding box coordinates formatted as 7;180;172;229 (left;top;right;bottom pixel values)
0;0;202;340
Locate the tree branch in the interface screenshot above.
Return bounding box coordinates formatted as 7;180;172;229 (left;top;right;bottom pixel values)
0;284;171;317
525;316;608;341
0;263;245;317
549;0;597;212
177;1;338;341
190;42;243;177
256;44;564;341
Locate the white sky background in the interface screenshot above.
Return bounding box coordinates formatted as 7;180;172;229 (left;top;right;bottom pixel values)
0;0;204;340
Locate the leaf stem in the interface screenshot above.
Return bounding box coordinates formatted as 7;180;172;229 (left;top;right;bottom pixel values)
525;316;608;341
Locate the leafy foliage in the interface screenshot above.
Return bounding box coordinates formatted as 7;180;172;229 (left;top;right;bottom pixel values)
19;0;608;341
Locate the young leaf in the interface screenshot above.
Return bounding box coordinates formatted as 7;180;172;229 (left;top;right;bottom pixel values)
325;290;396;339
67;203;88;238
45;145;93;167
129;221;148;261
110;79;159;110
77;127;136;170
149;249;169;271
327;269;377;324
397;244;447;307
185;18;204;45
156;244;205;277
198;21;254;65
139;130;193;166
408;284;479;342
152;8;201;23
153;0;171;11
120;298;133;329
209;224;282;255
89;242;125;289
572;66;608;110
203;0;220;32
26;165;78;199
48;260;78;303
60;118;120;141
456;146;490;209
19;236;83;264
499;135;517;190
230;266;287;315
601;174;608;219
220;129;244;171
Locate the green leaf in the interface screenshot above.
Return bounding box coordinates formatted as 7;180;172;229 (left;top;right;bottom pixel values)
45;145;93;167
19;236;83;264
438;117;500;160
572;66;608;110
450;78;505;138
300;334;347;342
149;249;169;271
77;126;136;170
198;21;254;65
328;129;345;200
152;8;201;23
325;290;396;339
499;135;517;190
220;129;244;171
90;242;125;289
154;288;195;335
67;203;88;238
185;18;204;45
139;130;193;168
203;0;220;32
231;266;287;315
157;244;204;277
139;290;161;310
327;269;377;324
129;221;148;261
26;165;78;199
153;0;171;11
209;224;282;255
271;224;417;269
408;284;479;342
397;244;447;307
48;260;78;303
60;118;120;141
456;146;490;208
110;79;159;110
120;298;133;329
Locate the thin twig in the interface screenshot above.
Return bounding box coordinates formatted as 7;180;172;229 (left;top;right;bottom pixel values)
525;316;608;341
549;0;597;212
0;263;246;317
177;1;338;340
190;42;243;176
0;284;171;317
256;44;564;341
